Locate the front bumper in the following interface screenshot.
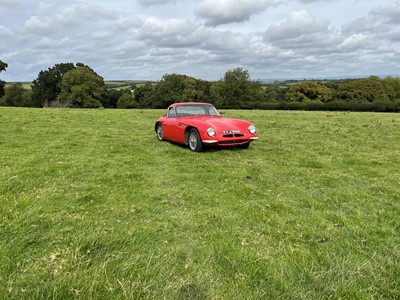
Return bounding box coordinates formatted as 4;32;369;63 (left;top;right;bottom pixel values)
202;136;258;146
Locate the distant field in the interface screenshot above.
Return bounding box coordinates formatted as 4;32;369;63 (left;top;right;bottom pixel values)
5;80;152;91
105;80;155;90
4;82;32;90
0;108;399;299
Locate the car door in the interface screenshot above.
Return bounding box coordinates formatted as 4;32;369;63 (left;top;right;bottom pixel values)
162;107;178;141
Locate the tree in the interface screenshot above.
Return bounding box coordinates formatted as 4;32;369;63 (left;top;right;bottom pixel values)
31;63;76;107
149;74;212;108
117;93;138;109
0;60;7;71
2;83;24;106
154;74;197;108
194;79;212;103
263;84;284;103
334;76;390;103
222;67;252;108
285;81;333;102
211;68;264;109
103;89;123;108
0;59;8;98
1;83;34;107
382;76;400;101
134;83;157;108
210;80;224;107
57;66;106;108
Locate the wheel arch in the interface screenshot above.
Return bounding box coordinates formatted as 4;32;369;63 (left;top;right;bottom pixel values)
155;122;162;132
184;126;197;145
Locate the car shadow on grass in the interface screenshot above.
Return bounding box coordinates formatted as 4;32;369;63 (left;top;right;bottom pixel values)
161;140;251;153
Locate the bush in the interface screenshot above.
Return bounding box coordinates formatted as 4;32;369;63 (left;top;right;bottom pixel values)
117;93;138;109
1;83;35;107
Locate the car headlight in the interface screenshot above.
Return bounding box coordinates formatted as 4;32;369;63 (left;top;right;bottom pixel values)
207;127;216;138
248;124;256;134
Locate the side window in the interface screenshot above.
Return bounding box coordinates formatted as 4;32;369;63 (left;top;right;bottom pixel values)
168;107;176;118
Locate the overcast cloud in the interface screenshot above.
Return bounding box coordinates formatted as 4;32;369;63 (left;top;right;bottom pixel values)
0;0;399;81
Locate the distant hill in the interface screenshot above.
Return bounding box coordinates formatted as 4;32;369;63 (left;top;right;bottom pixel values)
259;74;400;83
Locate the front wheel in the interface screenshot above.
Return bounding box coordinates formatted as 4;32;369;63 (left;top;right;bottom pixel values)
156;124;164;141
188;129;203;152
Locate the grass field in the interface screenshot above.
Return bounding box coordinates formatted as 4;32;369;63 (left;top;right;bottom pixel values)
5;80;151;91
0;107;399;299
4;82;32;90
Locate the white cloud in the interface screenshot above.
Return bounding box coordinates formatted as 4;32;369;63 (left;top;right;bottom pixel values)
338;34;369;50
0;25;13;36
138;17;251;54
35;37;71;49
196;0;280;26
297;0;333;3
342;2;400;43
24;4;119;35
370;3;400;24
264;10;329;41
137;0;176;6
113;16;142;30
342;15;377;35
263;9;338;54
139;17;200;47
24;16;56;34
0;0;23;6
58;4;118;22
91;30;114;40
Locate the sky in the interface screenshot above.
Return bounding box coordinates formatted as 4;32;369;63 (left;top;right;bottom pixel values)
0;0;399;82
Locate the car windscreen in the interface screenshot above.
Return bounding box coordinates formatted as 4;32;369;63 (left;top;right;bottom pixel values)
176;105;220;117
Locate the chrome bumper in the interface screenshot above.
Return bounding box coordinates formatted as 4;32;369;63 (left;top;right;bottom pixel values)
203;136;258;144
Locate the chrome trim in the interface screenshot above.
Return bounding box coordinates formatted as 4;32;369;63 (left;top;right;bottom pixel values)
202;140;218;144
250;137;259;140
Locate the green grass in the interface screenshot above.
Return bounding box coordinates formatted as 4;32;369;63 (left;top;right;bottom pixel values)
0;107;399;299
5;80;150;91
105;80;153;90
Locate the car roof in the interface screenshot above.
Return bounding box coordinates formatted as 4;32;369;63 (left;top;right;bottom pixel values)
170;102;213;107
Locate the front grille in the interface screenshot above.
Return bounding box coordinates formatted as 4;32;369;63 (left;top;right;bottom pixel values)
219;139;247;145
222;134;245;138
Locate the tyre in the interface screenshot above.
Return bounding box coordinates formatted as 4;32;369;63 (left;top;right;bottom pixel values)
188;128;203;152
156;123;164;141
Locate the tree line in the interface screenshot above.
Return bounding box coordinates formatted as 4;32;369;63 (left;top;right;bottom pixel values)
1;60;400;112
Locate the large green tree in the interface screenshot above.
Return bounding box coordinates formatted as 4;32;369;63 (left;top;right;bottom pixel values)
31;63;76;107
103;89;127;108
0;59;8;98
134;83;157;108
285;81;333;102
195;79;212;103
155;74;197;108
334;76;390;103
382;76;400;101
211;68;264;109
263;84;285;103
57;66;106;108
117;92;138;109
148;74;211;108
1;83;33;107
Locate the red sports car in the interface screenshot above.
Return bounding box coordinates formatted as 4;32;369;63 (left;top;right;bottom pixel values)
155;102;258;152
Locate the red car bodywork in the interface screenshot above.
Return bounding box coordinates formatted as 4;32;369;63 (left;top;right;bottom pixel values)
155;102;258;151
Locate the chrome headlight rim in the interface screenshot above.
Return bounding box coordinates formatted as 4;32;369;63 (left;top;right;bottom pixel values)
207;127;216;138
248;124;256;134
